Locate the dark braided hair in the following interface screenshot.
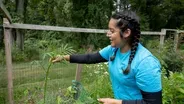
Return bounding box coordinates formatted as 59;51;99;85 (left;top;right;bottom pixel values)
111;10;141;75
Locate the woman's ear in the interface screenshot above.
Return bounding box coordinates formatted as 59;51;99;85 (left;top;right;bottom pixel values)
123;29;131;38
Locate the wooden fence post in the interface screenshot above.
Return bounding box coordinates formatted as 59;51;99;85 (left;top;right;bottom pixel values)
73;64;82;100
174;30;179;51
75;64;82;82
159;29;166;51
3;18;14;104
75;47;93;82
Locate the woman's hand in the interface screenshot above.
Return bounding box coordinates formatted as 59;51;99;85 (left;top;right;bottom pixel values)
98;98;122;104
49;55;64;63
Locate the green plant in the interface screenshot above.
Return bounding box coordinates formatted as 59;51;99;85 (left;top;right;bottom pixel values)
24;39;40;60
31;44;76;104
162;68;184;104
162;51;184;73
161;39;184;73
82;63;113;102
55;80;95;104
145;38;184;73
30;57;53;104
43;60;53;104
12;47;27;62
11;39;40;62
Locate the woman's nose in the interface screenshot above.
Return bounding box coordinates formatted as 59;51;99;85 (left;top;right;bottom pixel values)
106;31;111;37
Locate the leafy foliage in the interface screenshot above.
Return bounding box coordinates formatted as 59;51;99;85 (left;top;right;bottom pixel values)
12;39;40;62
30;43;75;104
162;69;184;104
144;38;184;74
1;0;184;50
82;63;113;101
130;0;184;30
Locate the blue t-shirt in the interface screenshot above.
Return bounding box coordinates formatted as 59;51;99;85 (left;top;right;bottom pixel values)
99;43;162;100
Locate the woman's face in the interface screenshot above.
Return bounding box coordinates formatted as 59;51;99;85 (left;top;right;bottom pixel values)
107;18;131;48
107;18;122;47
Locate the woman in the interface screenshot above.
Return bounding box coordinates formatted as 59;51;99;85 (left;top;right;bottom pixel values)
51;10;162;104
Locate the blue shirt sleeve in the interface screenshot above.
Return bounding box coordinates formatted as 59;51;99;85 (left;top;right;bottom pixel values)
135;56;162;92
99;45;112;61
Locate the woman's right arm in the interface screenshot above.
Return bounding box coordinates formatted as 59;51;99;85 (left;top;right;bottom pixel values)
52;52;108;64
69;52;108;64
52;45;112;64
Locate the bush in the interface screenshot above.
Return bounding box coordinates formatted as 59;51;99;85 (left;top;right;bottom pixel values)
162;50;184;73
161;39;184;73
145;38;184;73
12;47;27;62
12;39;40;62
82;63;113;101
162;68;184;104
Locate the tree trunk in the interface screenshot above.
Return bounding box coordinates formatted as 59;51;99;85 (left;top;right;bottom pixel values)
16;30;24;50
16;0;25;14
15;0;27;50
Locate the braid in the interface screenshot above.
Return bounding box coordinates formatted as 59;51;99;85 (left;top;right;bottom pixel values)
123;20;140;75
111;10;140;75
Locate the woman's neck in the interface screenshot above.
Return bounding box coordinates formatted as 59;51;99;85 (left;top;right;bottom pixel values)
120;44;131;53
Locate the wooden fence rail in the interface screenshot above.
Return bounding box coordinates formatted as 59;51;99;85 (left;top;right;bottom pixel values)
3;23;165;35
3;23;167;51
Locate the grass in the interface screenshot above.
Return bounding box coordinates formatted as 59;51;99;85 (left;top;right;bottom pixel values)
0;61;77;104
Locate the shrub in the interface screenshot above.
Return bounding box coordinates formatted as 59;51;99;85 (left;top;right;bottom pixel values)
162;50;184;73
82;63;113;102
162;68;184;104
145;39;184;73
12;47;27;62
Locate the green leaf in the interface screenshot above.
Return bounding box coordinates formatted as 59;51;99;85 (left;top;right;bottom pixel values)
178;88;184;94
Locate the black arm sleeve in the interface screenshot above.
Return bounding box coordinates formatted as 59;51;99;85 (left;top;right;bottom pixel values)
123;90;162;104
70;52;108;64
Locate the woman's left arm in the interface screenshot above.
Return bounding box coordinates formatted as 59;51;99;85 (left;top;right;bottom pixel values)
98;90;162;104
122;90;162;104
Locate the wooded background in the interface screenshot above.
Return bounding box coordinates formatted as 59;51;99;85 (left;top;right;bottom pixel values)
0;0;184;49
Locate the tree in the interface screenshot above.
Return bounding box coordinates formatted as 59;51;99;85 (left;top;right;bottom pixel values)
130;0;184;31
163;0;184;29
69;0;113;48
15;0;27;50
